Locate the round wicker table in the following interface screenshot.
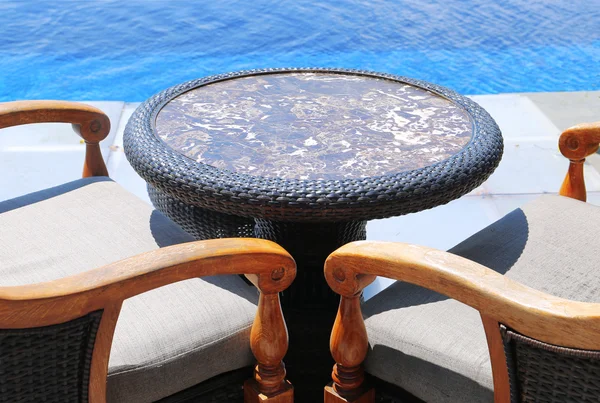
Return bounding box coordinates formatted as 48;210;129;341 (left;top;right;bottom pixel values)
124;68;503;400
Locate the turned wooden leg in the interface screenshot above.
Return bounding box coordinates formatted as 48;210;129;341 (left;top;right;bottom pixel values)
244;292;293;403
324;295;374;403
83;141;109;178
254;219;368;402
559;158;586;202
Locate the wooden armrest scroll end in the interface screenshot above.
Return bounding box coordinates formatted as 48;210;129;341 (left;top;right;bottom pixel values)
0;100;110;178
558;122;600;201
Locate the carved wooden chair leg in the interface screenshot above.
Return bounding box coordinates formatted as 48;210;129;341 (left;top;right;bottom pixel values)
244;272;293;403
324;266;376;403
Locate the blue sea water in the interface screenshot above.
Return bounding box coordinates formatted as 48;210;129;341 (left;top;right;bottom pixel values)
1;0;599;101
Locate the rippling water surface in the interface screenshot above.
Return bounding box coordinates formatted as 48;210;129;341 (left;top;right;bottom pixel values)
1;0;599;100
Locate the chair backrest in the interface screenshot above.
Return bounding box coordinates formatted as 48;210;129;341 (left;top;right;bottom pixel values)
0;311;103;403
500;325;600;402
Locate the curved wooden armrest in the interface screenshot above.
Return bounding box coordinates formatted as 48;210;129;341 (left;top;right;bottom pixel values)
0;237;295;325
0;238;296;402
559;121;600;201
0;101;111;142
0;100;110;177
325;241;600;350
324;241;600;402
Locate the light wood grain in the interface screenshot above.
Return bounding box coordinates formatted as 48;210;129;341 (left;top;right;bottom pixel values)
329;296;369;393
481;314;510;403
246;292;293;400
325;294;375;403
0;100;110;177
89;303;122;403
327;241;600;350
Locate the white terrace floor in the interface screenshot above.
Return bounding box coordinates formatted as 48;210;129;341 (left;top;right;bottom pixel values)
2;91;600;298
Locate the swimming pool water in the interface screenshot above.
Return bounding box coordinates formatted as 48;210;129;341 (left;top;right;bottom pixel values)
1;0;599;101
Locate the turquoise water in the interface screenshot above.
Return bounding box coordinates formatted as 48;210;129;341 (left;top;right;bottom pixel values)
1;0;599;101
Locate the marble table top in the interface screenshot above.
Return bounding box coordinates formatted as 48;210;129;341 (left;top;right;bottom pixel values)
156;72;474;181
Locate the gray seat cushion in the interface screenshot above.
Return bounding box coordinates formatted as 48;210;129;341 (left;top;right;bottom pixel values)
0;177;258;403
363;195;600;403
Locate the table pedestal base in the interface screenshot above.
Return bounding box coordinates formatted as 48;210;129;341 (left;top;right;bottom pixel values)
255;220;367;402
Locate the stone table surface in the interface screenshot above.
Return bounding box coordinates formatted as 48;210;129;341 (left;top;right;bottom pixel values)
126;68;502;223
155;72;474;181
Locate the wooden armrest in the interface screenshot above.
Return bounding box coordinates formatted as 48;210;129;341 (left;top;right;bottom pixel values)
559;121;600;201
0;100;110;177
0;237;294;326
0;237;296;402
324;241;600;403
325;241;600;350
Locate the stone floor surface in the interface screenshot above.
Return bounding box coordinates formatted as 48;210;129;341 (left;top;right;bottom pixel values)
2;91;599;297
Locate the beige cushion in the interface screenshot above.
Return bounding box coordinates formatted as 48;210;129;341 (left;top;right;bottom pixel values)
0;177;258;403
363;195;600;403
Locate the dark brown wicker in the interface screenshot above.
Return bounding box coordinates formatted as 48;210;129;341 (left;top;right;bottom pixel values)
502;325;600;403
0;311;102;403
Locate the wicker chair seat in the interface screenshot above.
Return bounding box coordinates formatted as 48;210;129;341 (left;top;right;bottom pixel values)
362;195;600;403
0;177;258;402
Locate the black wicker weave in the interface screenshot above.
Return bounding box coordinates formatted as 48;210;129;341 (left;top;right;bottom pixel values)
502;325;600;403
124;68;503;224
148;184;255;240
0;311;102;403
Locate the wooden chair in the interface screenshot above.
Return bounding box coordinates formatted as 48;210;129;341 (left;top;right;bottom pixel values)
0;101;294;403
324;122;600;403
